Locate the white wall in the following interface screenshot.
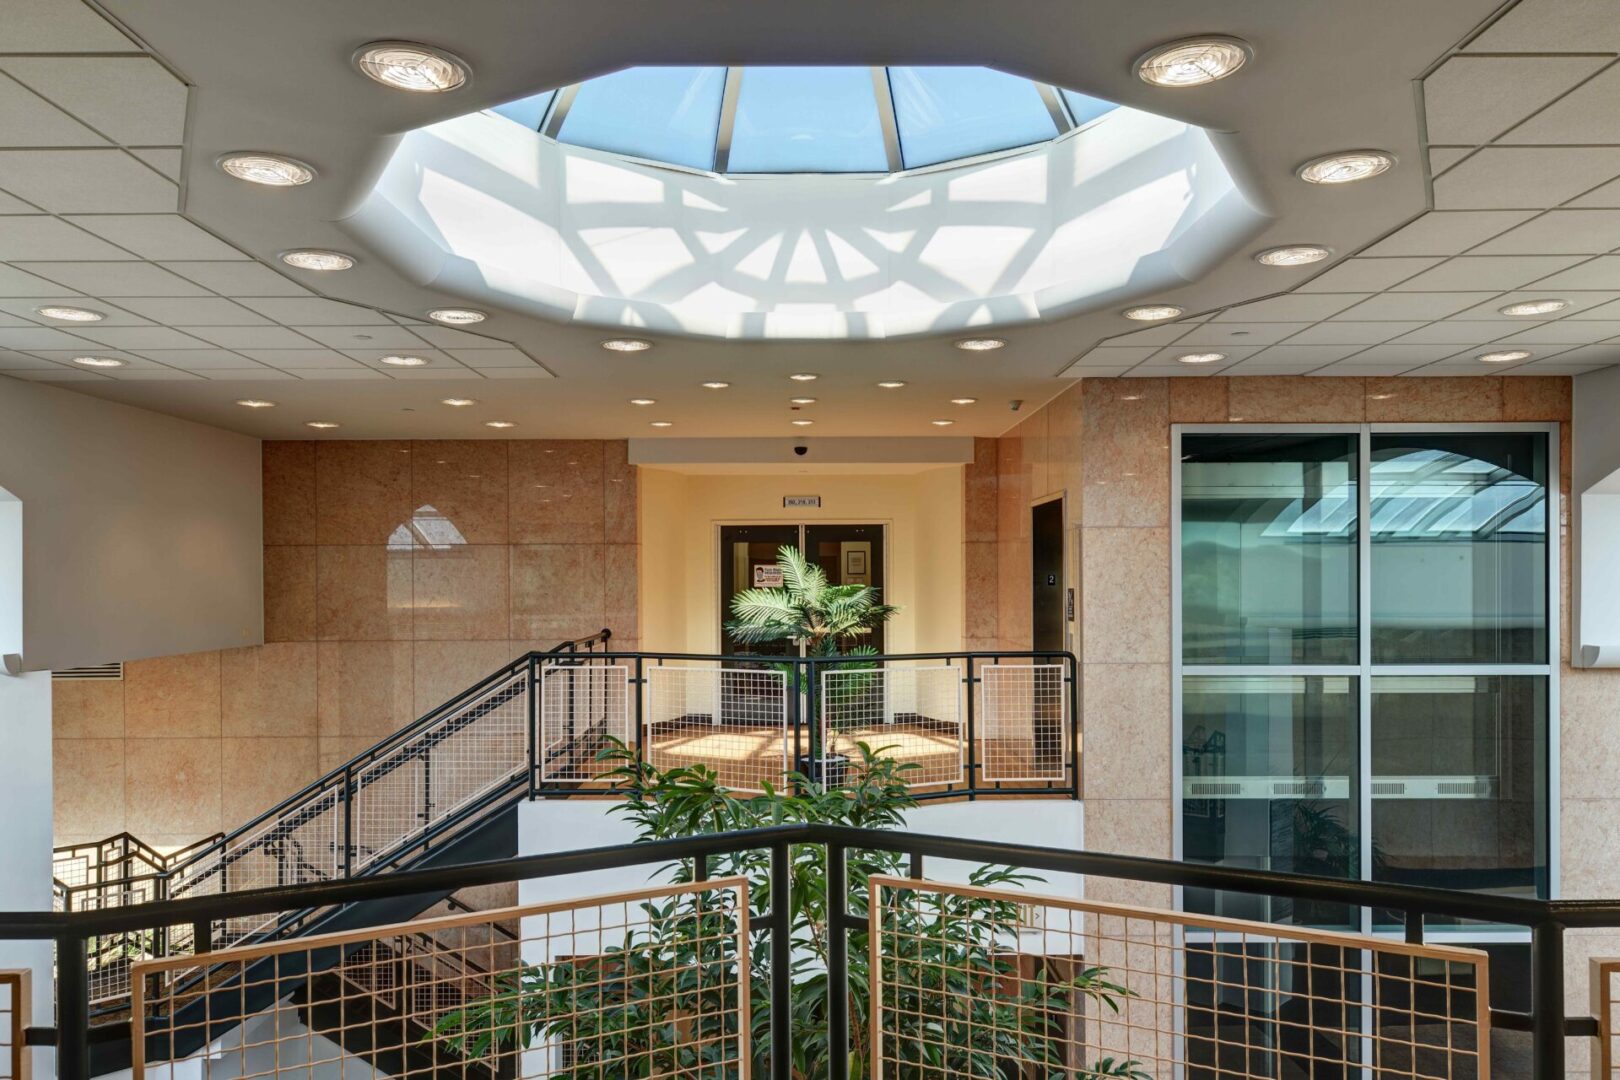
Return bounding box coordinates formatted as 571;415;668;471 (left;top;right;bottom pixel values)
1574;369;1620;664
0;377;263;672
0;670;53;1079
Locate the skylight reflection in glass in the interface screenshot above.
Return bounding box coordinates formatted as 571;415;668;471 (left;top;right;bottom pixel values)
727;67;888;173
556;66;727;171
889;66;1060;169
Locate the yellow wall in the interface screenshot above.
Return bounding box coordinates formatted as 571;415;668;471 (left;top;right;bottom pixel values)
638;468;964;655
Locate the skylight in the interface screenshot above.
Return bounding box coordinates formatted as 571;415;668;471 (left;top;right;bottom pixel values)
490;66;1119;175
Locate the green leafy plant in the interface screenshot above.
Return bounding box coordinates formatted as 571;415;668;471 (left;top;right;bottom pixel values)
727;545;897;657
433;743;1147;1079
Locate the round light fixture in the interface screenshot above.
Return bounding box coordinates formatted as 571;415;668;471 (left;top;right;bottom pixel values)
789;372;819;382
1177;352;1226;365
701;381;730;389
484;420;516;428
280;249;355;271
379;355;429;367
629;398;656;406
1124;305;1184;321
877;380;906;389
441;397;477;407
1297;151;1396;185
71;355;124;368
429;308;486;325
602;338;652;352
790;396;817;405
1255;245;1331;267
305;421;340;429
931;419;955;427
36;305;103;322
353;41;469;93
1477;350;1532;364
649;420;673;428
954;337;1006;352
235;398;276;408
1500;299;1568;317
950;397;978;405
218;153;315;187
1136;37;1251;88
791;419;814;427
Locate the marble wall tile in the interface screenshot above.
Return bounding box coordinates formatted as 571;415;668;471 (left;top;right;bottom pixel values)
1169;377;1230;423
1081;799;1174;909
1082;379;1169;529
52;679;123;740
412;640;524;716
54;738;125;838
1082;529;1170;665
125;651;221;738
413;545;509;640
1021;408;1051;499
262;441;316;545
1365;377;1503;422
1562;799;1620;897
319;735;381;773
315;441;414;545
996;538;1031;650
411;440;510;545
124;738;221;837
604;544;639;639
603;440;637;544
316;546;413;640
1081;664;1171;801
1561;667;1620;801
220;643;317;737
995;431;1027;543
263;545;316;642
1046;383;1083;507
220;737;318;825
963;542;999;642
510;543;608;641
317;641;415;739
964;438;998;543
1503;375;1572;421
510;440;606;543
1227;376;1365;423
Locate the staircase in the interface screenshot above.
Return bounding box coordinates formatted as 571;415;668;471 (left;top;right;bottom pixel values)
54;629;611;1075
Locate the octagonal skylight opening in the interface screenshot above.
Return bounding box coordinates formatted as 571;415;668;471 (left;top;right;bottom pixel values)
487;66;1120;174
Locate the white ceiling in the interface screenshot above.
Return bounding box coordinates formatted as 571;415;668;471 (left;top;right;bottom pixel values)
1;0;1613;439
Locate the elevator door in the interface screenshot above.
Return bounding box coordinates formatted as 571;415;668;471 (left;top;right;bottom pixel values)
719;523;887;655
1031;498;1065;653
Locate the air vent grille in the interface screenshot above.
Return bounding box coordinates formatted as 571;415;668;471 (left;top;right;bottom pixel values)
53;662;122;681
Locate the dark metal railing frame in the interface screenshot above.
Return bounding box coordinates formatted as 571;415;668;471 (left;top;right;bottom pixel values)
9;822;1613;1080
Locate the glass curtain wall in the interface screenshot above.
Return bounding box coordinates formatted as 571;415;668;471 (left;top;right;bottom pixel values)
1177;427;1553;937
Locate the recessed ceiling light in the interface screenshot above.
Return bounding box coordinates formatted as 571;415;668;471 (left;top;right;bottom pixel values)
1177;352;1226;365
441;397;477;407
649;420;673;428
379;355;429;367
790;396;817;405
1499;299;1568;317
1124;305;1184;321
484;420;516;428
235;398;276;407
71;355;124;368
629;398;656;406
1477;350;1532;364
931;419;955;427
791;419;814;427
1297;150;1395;185
877;381;906;389
950;397;978;405
1136;37;1251;88
218;153;315;187
602;338;652;352
36;305;103;322
1255;245;1331;267
428;308;486;325
353;41;469;93
701;381;730;389
280;249;355;271
953;337;1006;352
305;421;339;429
789;372;820;382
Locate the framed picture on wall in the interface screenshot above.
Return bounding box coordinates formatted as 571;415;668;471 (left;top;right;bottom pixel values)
845;550;867;576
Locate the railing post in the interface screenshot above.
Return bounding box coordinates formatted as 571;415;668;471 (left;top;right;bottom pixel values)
1403;909;1424;944
342;764;355;878
55;934;88;1080
827;840;850;1080
964;654;977;800
788;661;804;796
1067;652;1081;799
634;657;646;761
770;840;792;1080
527;655;539;799
1532;919;1565;1080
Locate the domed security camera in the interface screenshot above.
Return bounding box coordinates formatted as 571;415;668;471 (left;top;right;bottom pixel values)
794;445;809;456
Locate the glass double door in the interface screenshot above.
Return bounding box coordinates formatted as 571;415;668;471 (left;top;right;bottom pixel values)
719;523;886;655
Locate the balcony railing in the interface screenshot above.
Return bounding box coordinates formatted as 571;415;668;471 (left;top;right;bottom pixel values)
9;823;1616;1079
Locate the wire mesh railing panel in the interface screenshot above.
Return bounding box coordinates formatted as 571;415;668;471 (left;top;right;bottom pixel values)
131;878;751;1080
820;665;963;787
0;971;24;1080
353;671;529;871
540;661;632;784
869;875;1491;1080
977;662;1069;782
646;663;789;794
1594;959;1620;1079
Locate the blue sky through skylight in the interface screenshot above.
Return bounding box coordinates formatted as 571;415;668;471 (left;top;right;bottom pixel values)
727;67;888;173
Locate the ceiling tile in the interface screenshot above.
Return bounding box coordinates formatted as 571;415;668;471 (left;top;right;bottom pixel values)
0;149;177;212
112;298;273;326
1433;148;1620;210
0;351;59;370
1469;210;1620;256
1243;344;1368;365
1507;362;1615;375
1389;321;1523;345
233;349;359;369
0;326;101;349
1222;358;1322;375
11;260;207;296
410;325;512;348
1389;255;1586;292
1147;345;1264;366
158;262;312;297
235;298;394;325
0;217;137;261
197;369;298;381
1341;343;1473;365
1212;294;1369;322
1523;257;1620;291
1496;321;1620;344
0;74;106;147
131;148;181;182
2;57;187;145
1500;64;1620;145
3;0;136;52
1098;323;1195;346
66;216;246;261
1529;342;1620;364
21;349;164;369
1331;293;1499;321
290;368;390;380
1423;56;1605;145
4;368;107;381
446;348;543;368
70;326;217;350
0;265;80;296
366;367;478;380
1361;212;1537;257
297;325;429;349
341;348;457;367
106;368;205;380
1464;0;1620;52
1429;148;1473;176
148;352;274;371
1166;322;1312;347
1286;321;1428;345
1563;298;1620;319
1570;177;1620;208
1316;361;1428;376
1450;290;1620;319
0;298;148;325
1069;346;1157;367
181;326;322;349
476;368;553;380
1295;258;1443;292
